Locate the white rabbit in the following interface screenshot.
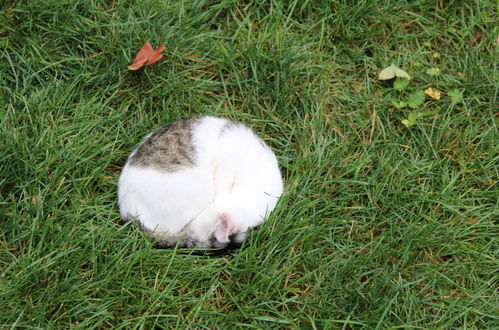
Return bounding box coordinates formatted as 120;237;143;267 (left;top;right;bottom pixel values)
118;116;283;248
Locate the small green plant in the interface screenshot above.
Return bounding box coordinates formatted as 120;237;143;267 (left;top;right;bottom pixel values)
407;89;425;109
401;111;427;128
378;63;455;128
379;64;430;127
448;88;464;103
393;77;410;91
426;67;441;76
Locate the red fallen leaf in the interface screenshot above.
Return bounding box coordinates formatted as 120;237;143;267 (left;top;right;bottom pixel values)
128;42;152;70
146;45;165;66
128;42;166;70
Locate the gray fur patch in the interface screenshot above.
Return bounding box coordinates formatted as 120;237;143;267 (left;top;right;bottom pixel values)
151;232;228;249
128;118;199;172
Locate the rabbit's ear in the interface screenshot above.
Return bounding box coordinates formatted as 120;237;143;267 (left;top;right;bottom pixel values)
215;212;234;243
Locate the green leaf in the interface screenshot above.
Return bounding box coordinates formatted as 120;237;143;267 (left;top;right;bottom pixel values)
393;77;410;91
392;100;407;109
407;90;425;108
402;112;425;128
379;64;410;80
413;61;423;69
401;119;412;127
408;112;424;122
448;89;464;103
426;67;441;76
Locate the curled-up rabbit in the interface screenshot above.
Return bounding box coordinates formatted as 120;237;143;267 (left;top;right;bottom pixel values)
118;116;283;248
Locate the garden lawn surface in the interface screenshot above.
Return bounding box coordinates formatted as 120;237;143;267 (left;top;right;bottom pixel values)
1;0;497;328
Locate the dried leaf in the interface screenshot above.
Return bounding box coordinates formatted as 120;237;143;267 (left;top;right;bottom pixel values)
379;64;410;80
424;87;441;100
128;42;166;70
145;45;166;66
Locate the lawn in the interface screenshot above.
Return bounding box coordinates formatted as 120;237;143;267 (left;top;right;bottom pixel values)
1;0;497;328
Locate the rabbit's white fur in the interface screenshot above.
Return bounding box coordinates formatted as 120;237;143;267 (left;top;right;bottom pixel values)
118;116;283;248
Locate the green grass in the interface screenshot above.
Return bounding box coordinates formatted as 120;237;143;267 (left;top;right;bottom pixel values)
1;0;497;328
